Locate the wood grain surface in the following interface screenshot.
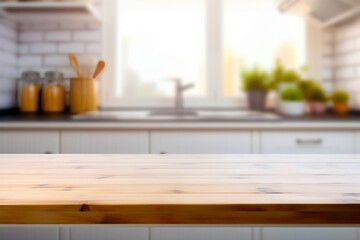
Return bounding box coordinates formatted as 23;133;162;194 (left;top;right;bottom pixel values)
0;154;360;224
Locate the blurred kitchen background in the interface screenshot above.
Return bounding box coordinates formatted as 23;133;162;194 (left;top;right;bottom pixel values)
1;0;360;155
0;0;358;113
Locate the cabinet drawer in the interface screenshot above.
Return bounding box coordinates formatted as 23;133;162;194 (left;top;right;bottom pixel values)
151;227;252;240
261;131;354;154
150;131;252;154
70;227;149;240
61;130;149;153
0;227;59;240
0;130;59;154
262;227;358;240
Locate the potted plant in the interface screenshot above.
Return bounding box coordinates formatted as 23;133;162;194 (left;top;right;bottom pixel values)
280;87;305;116
331;90;350;116
242;66;269;111
307;85;328;115
270;61;302;111
298;80;318;100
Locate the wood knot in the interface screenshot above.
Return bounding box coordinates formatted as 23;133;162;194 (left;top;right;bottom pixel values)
80;203;90;212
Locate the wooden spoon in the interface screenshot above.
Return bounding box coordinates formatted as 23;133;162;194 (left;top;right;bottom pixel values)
93;60;106;79
68;53;81;78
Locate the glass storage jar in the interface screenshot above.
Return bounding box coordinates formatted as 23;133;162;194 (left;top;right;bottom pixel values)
18;71;41;113
42;71;66;113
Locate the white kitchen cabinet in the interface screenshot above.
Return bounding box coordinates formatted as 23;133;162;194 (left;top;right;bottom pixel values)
150;131;252;154
0;227;59;240
0;130;59;154
354;132;360;153
261;131;355;154
151;227;252;240
69;227;149;240
262;227;358;240
60;130;149;153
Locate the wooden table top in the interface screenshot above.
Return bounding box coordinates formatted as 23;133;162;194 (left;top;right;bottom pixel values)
1;154;360;225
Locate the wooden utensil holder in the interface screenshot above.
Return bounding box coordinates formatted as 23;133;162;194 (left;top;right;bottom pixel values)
70;77;98;114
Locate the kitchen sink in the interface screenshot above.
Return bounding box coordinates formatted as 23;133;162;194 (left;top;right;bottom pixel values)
73;110;281;121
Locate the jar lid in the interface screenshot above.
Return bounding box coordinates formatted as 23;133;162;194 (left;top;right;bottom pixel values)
45;71;64;81
22;71;40;81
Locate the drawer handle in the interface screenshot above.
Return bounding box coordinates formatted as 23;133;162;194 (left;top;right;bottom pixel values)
296;139;323;145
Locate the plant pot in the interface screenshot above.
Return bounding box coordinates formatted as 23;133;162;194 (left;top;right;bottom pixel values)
247;90;267;111
333;103;349;117
276;83;297;111
309;102;327;115
280;101;305;116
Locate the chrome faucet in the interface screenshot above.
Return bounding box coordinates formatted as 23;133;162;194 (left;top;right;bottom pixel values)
173;78;194;113
149;78;196;116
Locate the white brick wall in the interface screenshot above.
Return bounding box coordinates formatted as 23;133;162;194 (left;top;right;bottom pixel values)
0;18;17;109
0;0;102;110
17;22;102;78
332;18;360;110
45;31;71;42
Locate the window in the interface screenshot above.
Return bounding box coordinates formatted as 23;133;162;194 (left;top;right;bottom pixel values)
103;0;306;108
223;0;305;97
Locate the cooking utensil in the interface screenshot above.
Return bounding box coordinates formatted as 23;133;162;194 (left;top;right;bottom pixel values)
93;60;106;79
68;53;81;78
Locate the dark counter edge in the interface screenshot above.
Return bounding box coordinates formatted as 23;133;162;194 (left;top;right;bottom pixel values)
1;108;360;123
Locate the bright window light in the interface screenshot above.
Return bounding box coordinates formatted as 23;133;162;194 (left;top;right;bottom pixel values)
223;0;305;97
116;0;206;98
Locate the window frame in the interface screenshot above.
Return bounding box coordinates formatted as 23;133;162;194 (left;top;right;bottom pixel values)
101;0;320;109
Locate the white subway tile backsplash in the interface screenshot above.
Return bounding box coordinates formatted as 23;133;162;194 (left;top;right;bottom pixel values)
19;23;32;31
322;80;334;93
0;65;17;79
335;39;355;54
322;68;333;80
0;19;17;109
86;43;101;54
0;23;16;40
30;43;57;54
87;22;102;29
334;51;360;66
73;30;100;42
58;43;85;53
335;67;355;79
18;55;42;67
57;67;76;78
0;78;17;92
44;55;68;67
323;57;334;68
335;22;360;41
19;31;43;42
45;31;71;41
334;80;346;90
0;92;16;109
0;51;16;65
355;66;360;78
59;22;86;30
0;37;17;53
32;23;58;31
323;31;334;44
0;3;102;109
17;24;102;80
332;18;360;110
18;44;29;54
322;44;333;56
345;79;360;90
